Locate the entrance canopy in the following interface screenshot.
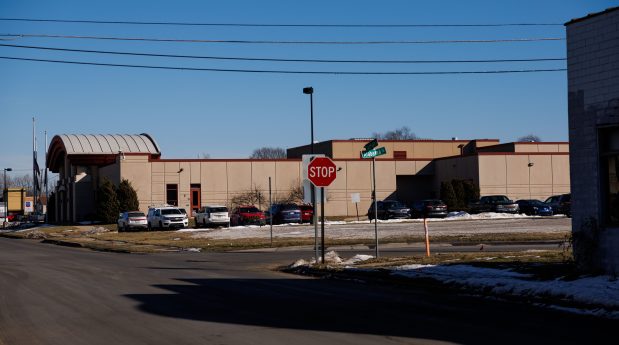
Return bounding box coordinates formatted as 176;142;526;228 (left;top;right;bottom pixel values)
47;133;161;172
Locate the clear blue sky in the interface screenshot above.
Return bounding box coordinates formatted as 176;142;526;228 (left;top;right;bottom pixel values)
0;0;615;176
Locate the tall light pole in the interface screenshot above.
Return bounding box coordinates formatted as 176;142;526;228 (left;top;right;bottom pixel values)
528;162;534;199
303;86;319;262
2;168;12;228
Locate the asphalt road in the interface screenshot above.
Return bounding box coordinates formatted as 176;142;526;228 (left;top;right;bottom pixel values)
0;237;613;345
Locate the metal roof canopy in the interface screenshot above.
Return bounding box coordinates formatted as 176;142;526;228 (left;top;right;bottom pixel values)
46;133;161;171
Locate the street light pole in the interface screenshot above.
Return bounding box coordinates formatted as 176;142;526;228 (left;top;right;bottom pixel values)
3;168;12;228
303;86;319;262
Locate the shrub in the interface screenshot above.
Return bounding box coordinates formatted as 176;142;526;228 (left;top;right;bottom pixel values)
117;179;139;212
440;181;457;210
96;178;119;223
452;179;466;209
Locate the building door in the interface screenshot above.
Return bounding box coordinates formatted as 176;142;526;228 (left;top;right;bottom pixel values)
190;184;201;217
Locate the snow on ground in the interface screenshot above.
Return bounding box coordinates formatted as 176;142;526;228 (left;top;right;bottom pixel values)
291;252;619;318
389;264;619;316
175;212;569;240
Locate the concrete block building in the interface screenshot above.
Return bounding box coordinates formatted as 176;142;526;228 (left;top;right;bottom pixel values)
566;6;619;273
47;134;570;223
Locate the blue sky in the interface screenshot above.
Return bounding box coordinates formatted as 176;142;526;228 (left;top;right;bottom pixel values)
0;0;615;176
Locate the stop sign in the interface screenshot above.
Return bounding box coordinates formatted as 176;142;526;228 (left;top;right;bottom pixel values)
307;157;337;187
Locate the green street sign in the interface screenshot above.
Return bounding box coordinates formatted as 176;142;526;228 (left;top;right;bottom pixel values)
361;147;387;159
364;139;378;151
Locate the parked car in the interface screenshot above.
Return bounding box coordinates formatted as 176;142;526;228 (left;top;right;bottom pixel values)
266;203;302;224
468;195;520;214
195;206;230;228
516;199;553;216
28;212;46;223
544;193;571;217
299;204;314;223
147;206;188;230
117;211;148;232
230;205;266;226
411;199;448;218
367;200;411;220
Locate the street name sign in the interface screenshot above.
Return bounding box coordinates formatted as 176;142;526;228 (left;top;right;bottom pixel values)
361;147;387;159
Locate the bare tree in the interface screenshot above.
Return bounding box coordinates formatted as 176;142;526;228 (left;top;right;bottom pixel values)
1;174;34;196
198;153;211;159
518;134;542;142
250;147;286;159
372;126;418;140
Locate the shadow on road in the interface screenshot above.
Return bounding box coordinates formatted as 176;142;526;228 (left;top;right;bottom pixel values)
125;277;613;344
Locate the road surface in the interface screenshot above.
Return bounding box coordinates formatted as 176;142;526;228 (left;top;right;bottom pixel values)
0;237;612;345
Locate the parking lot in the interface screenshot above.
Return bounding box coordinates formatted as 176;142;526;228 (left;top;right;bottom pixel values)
183;215;571;241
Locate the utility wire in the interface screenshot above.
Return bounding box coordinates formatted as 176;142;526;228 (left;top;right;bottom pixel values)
0;55;567;75
0;33;566;44
0;18;564;27
0;43;567;64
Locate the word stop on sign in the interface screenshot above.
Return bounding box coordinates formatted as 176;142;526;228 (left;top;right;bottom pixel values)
309;166;336;178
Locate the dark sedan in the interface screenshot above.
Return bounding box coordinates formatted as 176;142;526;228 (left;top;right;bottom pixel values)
411;200;448;218
266;203;302;225
516;199;553;216
367;200;411;220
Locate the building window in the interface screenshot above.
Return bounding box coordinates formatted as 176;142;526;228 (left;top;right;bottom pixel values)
600;127;619;226
394;151;407;159
166;184;178;206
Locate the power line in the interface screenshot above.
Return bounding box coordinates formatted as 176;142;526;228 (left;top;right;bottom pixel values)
0;43;567;64
0;55;567;75
0;18;564;27
0;33;566;45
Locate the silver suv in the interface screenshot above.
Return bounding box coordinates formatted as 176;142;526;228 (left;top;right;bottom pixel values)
147;206;188;230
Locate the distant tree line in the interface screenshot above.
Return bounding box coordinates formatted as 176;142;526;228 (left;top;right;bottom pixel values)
250;147;287;159
372;126;418;140
1;173;35;196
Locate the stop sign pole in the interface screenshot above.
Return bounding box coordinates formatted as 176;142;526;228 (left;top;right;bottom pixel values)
308;157;337;264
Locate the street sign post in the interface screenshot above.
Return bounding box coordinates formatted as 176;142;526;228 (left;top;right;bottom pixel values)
307;157;337;264
360;141;387;258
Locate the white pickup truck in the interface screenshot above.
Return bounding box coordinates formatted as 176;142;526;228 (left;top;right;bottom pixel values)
194;206;230;228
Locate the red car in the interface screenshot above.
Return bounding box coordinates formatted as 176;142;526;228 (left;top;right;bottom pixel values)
299;204;314;223
230;206;266;226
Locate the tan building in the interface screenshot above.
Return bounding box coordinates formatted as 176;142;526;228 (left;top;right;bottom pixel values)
47;134;570;223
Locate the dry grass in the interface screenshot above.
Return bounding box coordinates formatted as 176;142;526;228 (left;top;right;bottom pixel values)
2;224;569;254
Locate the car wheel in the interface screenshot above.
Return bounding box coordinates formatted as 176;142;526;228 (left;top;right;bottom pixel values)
123;224;128;232
159;221;163;230
118;224;122;232
147;222;151;231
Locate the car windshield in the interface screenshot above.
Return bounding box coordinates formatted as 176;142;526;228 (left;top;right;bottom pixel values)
282;204;299;211
128;212;145;217
385;201;406;208
209;207;228;213
239;207;260;213
487;196;509;202
161;209;182;215
545;196;557;203
520;200;545;206
563;194;571;202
